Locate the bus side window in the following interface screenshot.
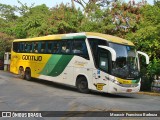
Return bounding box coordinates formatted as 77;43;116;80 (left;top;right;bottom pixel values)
13;42;19;52
72;40;89;59
25;42;32;53
39;42;46;53
21;43;25;52
33;42;38;53
66;41;72;54
23;43;27;52
19;43;23;52
31;42;34;52
61;41;71;54
72;41;82;54
52;41;61;54
47;41;53;53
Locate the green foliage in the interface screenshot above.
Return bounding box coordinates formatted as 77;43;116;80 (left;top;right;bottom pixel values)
13;25;27;38
154;0;160;8
140;5;160;26
147;59;160;77
16;4;51;37
140;58;160;91
0;33;13;58
16;0;34;16
126;4;160;91
48;3;84;34
126;26;159;58
0;3;17;21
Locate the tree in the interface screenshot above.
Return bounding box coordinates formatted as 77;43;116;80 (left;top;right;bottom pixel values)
16;0;34;16
13;4;51;38
0;4;18;38
126;4;160;91
0;3;17;21
73;0;118;9
0;32;13;58
154;0;160;8
48;3;84;34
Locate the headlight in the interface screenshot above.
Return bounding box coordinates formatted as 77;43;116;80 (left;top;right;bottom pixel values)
108;76;120;85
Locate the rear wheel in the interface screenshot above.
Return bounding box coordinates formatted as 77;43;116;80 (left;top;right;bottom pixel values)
18;67;25;79
25;68;31;81
76;77;89;93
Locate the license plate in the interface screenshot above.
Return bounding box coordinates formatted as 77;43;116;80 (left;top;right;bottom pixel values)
127;89;132;92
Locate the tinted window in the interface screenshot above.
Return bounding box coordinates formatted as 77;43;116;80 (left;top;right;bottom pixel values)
33;42;38;53
12;40;88;58
13;42;19;52
72;40;89;59
39;42;46;53
20;43;25;52
88;38;111;73
47;41;53;53
61;41;72;54
88;38;107;67
99;48;109;72
52;41;61;53
24;42;32;53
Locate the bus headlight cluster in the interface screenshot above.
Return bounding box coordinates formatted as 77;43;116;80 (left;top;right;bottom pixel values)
108;76;120;85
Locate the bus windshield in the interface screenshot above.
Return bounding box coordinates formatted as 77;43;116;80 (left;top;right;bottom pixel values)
109;43;140;79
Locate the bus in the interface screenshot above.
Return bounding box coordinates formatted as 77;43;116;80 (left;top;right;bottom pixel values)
10;32;149;93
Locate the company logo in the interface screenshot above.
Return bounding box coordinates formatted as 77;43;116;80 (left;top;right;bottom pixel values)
22;55;42;61
1;112;42;118
2;112;11;117
94;83;106;91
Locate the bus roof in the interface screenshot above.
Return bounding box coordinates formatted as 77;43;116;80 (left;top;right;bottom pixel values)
13;32;134;46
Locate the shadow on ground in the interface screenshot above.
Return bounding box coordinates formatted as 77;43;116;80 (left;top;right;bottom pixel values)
6;71;137;99
28;78;136;99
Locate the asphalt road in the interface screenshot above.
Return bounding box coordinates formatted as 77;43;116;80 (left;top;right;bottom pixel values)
0;70;160;120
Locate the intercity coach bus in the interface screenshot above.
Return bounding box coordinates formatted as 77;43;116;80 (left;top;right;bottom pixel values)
10;32;149;93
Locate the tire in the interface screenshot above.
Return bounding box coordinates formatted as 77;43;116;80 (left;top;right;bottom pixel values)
18;67;25;79
76;77;89;93
25;68;31;81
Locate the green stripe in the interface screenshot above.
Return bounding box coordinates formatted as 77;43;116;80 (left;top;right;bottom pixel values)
132;79;140;83
39;55;74;77
62;35;86;40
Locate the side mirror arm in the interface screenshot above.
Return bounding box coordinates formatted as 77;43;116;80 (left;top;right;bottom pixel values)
137;51;149;64
98;45;116;61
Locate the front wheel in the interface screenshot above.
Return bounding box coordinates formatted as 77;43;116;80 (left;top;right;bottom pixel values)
76;77;89;93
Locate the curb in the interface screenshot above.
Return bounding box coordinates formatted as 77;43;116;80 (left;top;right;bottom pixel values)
138;91;160;96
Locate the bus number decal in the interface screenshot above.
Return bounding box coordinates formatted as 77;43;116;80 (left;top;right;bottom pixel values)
94;83;106;91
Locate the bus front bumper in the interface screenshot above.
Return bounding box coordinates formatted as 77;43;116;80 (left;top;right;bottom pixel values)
108;81;140;93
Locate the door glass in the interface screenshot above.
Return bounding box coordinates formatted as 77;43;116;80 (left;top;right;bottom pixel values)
99;48;109;73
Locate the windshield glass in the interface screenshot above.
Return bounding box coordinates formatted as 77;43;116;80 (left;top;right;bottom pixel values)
109;43;140;79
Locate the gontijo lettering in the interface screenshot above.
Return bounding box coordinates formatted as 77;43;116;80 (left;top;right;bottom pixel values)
22;55;42;61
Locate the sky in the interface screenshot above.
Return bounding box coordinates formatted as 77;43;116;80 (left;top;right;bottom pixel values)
0;0;154;8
